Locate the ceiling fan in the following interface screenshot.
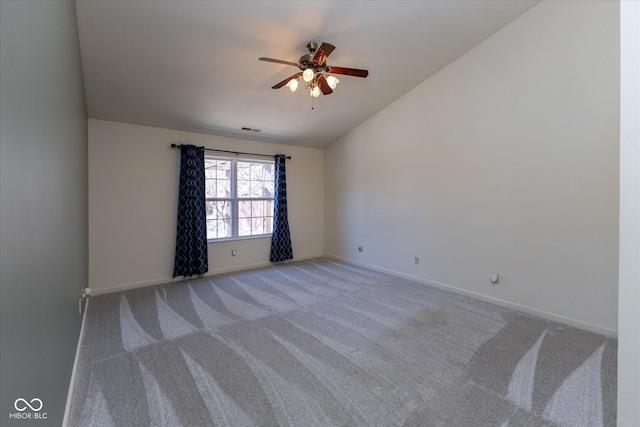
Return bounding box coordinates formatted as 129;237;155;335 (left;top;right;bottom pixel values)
259;42;368;97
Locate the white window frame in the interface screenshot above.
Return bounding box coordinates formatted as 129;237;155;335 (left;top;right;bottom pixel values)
205;156;275;241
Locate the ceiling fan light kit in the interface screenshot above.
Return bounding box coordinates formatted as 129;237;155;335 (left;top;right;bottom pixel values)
286;78;298;92
302;68;315;83
259;41;368;101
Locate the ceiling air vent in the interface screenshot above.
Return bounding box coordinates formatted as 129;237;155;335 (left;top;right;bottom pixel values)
241;127;261;133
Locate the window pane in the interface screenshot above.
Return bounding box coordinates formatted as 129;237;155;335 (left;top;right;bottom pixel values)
238;217;252;237
205;159;232;199
250;181;263;198
237;162;250;180
251;216;265;235
238;200;251;219
204;160;216;175
205;179;216;198
237;179;250;198
207;219;231;239
254;163;273;179
262;200;269;216
205;200;231;219
205;201;231;239
265;215;273;234
205;159;230;176
264;180;274;198
264;198;274;235
216;179;231;198
205;157;275;240
236;200;272;236
250;163;262;180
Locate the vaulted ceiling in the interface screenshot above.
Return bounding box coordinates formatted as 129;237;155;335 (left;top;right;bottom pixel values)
75;0;539;149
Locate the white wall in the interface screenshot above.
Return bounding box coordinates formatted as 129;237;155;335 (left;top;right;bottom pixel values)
0;1;87;425
618;0;640;424
89;119;324;293
325;0;619;335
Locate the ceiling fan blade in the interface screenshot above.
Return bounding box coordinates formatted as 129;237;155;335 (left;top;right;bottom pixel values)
272;72;303;89
312;42;335;64
259;57;299;67
327;66;369;78
317;76;333;95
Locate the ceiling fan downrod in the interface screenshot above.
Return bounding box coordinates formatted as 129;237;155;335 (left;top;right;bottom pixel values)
306;42;318;54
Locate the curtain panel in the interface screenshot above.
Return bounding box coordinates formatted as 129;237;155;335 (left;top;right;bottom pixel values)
173;145;209;277
269;154;293;262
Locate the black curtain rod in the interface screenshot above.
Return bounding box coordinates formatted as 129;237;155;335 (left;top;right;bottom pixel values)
170;143;291;160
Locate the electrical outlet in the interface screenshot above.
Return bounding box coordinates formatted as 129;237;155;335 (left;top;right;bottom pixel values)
490;273;500;284
414;257;420;265
232;249;237;256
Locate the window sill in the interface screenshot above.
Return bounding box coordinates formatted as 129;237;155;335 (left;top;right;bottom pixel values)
207;234;271;244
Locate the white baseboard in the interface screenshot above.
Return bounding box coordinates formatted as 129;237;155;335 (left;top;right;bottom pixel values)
90;253;325;296
86;252;618;337
325;254;618;338
62;297;90;427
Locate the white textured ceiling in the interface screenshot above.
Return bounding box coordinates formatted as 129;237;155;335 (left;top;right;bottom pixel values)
75;0;539;149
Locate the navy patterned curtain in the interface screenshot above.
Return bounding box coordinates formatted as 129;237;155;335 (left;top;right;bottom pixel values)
269;155;293;262
173;145;208;277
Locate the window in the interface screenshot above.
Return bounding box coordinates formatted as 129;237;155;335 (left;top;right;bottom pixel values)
204;157;275;240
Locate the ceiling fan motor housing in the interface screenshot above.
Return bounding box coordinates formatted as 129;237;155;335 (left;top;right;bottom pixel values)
299;53;327;73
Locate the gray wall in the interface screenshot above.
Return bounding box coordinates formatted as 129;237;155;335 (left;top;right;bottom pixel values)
0;1;88;426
